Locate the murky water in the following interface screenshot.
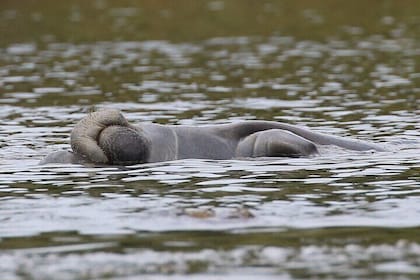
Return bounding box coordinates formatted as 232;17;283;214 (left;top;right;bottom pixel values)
1;1;419;279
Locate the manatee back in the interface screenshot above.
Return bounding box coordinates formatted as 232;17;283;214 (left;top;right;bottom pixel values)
40;150;83;164
236;129;318;158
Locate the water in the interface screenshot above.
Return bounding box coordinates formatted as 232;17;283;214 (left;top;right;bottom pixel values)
0;1;419;279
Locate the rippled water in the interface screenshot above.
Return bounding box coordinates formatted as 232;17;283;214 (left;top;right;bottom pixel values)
1;2;420;279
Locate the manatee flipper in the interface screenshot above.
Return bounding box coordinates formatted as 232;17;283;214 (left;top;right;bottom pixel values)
70;109;130;164
230;121;385;152
236;129;318;158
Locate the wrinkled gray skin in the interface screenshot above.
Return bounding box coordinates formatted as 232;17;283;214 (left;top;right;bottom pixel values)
40;109;385;165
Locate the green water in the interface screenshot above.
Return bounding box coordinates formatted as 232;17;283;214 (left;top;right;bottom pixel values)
0;1;419;279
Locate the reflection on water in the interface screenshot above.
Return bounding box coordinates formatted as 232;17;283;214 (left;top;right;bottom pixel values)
0;1;420;279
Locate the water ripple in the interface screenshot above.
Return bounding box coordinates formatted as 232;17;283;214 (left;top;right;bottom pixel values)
0;16;419;279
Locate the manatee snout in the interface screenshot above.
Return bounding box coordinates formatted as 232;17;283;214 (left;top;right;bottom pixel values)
98;126;150;165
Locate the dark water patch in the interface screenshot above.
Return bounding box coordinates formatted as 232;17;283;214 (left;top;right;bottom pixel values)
1;228;420;279
1;0;420;44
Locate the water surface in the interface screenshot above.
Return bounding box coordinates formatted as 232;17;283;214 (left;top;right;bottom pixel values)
0;1;419;279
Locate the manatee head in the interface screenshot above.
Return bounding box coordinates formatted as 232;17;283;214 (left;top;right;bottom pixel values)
98;126;150;165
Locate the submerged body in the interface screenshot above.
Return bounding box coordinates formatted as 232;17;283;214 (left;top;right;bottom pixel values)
41;109;384;165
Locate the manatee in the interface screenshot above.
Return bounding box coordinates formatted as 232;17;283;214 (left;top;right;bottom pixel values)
41;109;385;165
